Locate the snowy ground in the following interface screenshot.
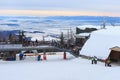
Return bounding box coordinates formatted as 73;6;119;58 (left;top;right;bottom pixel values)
0;53;120;80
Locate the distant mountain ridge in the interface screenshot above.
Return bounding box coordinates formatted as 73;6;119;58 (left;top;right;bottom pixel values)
0;16;119;26
0;15;120;40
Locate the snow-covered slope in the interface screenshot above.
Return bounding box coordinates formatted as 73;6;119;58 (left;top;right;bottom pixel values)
0;55;120;80
80;27;120;59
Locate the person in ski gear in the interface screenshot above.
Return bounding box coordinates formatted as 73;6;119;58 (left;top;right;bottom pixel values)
90;56;98;64
90;57;94;64
19;53;23;60
37;55;42;61
105;58;111;67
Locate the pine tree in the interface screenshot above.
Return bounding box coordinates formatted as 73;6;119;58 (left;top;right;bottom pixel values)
60;32;64;45
19;30;25;44
9;33;13;43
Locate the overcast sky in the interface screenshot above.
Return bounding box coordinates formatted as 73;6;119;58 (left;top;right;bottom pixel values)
0;0;119;16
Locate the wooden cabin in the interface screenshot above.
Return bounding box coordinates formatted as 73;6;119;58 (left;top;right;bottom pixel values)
109;46;120;62
75;33;90;47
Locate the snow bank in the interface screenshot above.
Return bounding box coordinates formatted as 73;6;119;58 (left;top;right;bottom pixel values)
80;27;120;59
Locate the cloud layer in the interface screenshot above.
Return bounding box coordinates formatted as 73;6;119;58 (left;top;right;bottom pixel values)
0;0;120;16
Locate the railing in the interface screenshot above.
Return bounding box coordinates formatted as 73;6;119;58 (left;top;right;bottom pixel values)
0;40;81;57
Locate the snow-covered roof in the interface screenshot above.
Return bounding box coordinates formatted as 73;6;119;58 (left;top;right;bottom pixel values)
77;25;101;30
75;33;90;38
80;27;120;59
110;46;120;52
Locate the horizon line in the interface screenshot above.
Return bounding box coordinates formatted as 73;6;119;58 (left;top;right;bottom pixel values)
0;10;119;17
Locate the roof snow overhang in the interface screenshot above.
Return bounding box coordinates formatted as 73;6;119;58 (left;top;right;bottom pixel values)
75;33;90;38
110;46;120;52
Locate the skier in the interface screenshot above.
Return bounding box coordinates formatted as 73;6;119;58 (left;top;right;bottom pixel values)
90;57;94;64
107;59;111;67
19;53;23;60
37;55;42;61
105;58;111;67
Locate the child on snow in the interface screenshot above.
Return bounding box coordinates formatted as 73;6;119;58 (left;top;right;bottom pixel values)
90;57;94;64
105;58;111;67
37;55;42;61
19;53;24;60
90;56;98;64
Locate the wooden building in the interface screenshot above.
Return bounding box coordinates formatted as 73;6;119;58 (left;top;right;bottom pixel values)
109;46;120;62
75;33;90;47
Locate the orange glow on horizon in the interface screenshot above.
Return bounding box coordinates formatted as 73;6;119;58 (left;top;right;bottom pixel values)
0;10;119;17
